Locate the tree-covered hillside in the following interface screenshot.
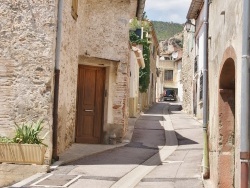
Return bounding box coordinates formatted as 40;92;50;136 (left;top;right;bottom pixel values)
152;21;184;41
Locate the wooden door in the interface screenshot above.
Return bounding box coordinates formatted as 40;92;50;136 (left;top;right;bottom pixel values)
76;65;105;144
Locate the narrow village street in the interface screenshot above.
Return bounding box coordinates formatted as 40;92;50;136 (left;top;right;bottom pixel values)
0;0;247;187
11;102;203;188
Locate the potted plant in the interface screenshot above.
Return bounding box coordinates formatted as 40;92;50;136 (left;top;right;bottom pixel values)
0;120;48;165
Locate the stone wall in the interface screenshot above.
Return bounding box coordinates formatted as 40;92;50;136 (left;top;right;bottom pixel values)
57;0;134;151
77;0;132;140
182;29;195;114
78;0;130;62
0;0;138;163
149;36;158;105
208;0;242;187
0;1;57;162
56;0;79;154
129;49;140;117
160;60;178;89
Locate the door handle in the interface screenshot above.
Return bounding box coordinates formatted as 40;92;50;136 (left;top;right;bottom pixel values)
85;109;93;112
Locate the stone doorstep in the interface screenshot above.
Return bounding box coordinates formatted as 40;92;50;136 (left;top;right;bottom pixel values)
50;116;139;170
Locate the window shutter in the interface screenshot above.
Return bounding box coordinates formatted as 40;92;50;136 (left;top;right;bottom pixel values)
164;70;173;81
71;0;78;20
199;74;203;100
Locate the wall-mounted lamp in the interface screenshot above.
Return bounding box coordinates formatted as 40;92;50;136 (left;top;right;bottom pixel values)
185;19;195;32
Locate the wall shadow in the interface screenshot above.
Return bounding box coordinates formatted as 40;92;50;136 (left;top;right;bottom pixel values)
62;103;199;167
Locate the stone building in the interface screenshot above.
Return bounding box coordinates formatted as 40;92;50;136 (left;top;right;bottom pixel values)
0;0;145;164
175;56;183;102
148;23;159;106
186;4;205;120
136;21;159;112
181;23;195;114
129;44;144;117
158;35;183;102
208;0;241;187
185;0;243;187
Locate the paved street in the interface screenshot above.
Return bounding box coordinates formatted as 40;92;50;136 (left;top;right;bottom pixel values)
10;102;203;188
136;104;203;188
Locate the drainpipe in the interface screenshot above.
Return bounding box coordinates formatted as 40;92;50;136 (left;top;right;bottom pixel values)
202;0;209;179
52;0;63;161
241;0;250;187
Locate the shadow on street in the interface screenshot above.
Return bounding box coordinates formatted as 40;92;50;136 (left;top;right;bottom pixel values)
64;103;198;167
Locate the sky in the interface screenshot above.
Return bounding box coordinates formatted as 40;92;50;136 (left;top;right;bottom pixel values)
145;0;192;24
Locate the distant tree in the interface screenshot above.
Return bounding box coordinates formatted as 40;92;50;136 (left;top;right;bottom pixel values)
152;21;184;41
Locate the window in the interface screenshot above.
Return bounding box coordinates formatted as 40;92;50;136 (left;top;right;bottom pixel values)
71;0;78;20
194;55;198;74
164;70;173;81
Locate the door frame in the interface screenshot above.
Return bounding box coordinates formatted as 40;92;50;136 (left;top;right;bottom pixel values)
75;64;106;144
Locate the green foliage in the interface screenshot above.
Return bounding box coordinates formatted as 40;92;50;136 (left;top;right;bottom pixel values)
13;120;47;146
0;136;13;143
152;21;184;41
129;30;150;93
139;44;150;93
130;18;141;30
129;18;150;32
129;31;141;43
0;120;47;146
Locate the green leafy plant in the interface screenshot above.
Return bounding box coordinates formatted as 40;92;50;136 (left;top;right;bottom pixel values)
130;30;150;93
129;18;141;30
129;17;150;32
0;120;48;146
0;136;13;143
13;120;47;146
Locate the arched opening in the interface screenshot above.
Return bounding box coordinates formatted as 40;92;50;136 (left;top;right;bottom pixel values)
218;58;235;188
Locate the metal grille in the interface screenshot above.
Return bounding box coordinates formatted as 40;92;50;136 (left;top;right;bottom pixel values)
31;174;81;187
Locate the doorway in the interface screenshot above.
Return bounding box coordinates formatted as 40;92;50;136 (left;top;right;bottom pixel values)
218;58;235;187
76;65;105;144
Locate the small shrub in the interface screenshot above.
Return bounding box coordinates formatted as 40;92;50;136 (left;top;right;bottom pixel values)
13;120;47;146
0;120;47;146
0;136;13;143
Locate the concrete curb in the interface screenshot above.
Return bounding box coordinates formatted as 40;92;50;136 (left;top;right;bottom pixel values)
110;104;178;188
